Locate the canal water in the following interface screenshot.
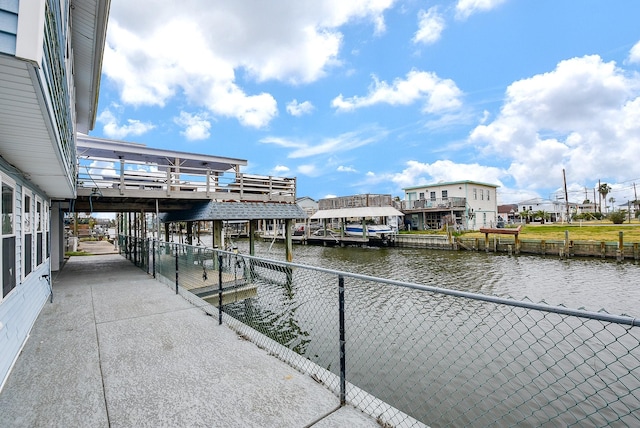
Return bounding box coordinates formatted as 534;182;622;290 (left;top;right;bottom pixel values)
186;236;640;426
228;238;639;316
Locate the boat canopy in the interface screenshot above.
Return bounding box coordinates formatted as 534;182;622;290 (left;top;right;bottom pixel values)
310;206;404;220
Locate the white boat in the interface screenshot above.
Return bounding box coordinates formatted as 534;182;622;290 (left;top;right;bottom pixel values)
344;224;394;238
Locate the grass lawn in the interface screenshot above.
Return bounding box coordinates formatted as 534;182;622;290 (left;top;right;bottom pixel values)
461;222;640;242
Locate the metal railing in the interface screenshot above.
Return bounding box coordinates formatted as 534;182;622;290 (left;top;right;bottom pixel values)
401;197;467;210
122;236;640;427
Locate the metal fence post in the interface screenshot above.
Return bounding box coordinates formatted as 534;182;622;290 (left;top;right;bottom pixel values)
175;244;179;295
146;238;150;274
152;240;156;278
338;274;346;406
218;253;223;325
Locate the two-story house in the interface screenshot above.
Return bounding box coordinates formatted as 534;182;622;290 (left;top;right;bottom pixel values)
403;180;499;230
0;0;109;387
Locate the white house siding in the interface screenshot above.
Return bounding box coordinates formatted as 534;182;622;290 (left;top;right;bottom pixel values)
404;181;499;230
0;167;51;388
0;262;50;389
0;0;18;55
0;0;108;388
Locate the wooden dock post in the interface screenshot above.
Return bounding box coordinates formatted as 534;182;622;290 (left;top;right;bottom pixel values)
617;231;624;262
285;219;293;262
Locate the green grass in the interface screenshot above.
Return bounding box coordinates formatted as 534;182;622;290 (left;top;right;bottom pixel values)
462;223;640;242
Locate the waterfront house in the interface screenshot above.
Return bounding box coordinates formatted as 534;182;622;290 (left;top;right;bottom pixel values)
402;180;499;230
296;196;318;218
0;0;109;387
516;197;575;223
498;204;518;224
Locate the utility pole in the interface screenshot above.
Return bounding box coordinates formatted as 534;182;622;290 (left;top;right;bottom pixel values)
598;179;601;213
563;169;570;223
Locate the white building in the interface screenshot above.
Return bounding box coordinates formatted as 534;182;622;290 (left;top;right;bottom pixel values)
296;196;318;218
0;0;109;387
403;180;499;230
516;198;575;223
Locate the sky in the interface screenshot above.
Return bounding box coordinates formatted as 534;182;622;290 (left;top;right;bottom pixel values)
91;0;640;207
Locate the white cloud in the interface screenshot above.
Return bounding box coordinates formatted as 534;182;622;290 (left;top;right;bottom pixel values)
173;111;211;141
273;165;290;173
455;0;508;20
332;69;463;113
97;107;155;139
413;7;445;45
337;165;357;172
286;100;315;117
297;164;318;176
388;160;505;190
470;55;640;190
629;40;640;64
260;128;388;158
103;1;395;127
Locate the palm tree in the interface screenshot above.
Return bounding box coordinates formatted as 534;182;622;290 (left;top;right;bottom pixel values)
598;183;611;213
609;197;616;213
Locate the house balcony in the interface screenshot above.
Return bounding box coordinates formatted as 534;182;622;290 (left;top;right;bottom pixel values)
400;197;467;212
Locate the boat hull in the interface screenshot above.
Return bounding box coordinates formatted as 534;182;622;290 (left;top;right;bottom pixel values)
344;224;394;238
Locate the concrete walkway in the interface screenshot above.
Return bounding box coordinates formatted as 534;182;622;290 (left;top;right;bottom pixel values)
0;254;379;427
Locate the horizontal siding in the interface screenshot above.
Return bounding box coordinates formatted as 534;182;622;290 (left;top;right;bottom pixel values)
0;262;50;387
0;2;18;55
0;0;19;14
0;172;51;387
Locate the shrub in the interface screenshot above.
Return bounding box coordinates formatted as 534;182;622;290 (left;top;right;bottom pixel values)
608;210;627;224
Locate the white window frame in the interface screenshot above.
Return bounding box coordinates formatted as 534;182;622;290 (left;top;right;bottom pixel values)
35;196;44;267
1;173;17;301
23;190;34;280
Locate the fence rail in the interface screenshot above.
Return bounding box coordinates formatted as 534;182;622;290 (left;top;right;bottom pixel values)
78;160;296;202
121;235;640;427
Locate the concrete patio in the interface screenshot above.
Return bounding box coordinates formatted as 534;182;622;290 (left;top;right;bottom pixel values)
0;254;379;427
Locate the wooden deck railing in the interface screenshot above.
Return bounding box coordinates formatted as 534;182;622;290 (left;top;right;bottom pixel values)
77;162;296;203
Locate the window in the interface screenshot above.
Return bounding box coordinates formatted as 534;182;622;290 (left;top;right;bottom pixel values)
480;189;484;200
2;179;16;299
442;190;448;200
429;191;436;200
419;192;425;200
24;193;33;278
45;203;50;258
36;199;43;266
487;190;490;201
473;188;477;200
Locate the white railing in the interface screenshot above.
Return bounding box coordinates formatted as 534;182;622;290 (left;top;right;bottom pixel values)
77;161;296;202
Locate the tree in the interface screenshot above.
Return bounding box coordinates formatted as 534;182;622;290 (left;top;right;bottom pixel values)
598;183;611;213
608;197;616;212
533;210;550;224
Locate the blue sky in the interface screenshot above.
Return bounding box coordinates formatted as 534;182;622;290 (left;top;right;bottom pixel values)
91;0;640;206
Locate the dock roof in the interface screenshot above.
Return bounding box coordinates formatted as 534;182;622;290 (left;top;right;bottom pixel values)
160;201;307;222
77;134;247;174
310;206;404;220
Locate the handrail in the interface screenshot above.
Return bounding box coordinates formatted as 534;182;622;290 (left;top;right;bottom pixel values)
77;160;296;201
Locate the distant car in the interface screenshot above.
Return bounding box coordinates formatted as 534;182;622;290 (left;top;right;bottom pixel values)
313;228;332;236
293;226;305;236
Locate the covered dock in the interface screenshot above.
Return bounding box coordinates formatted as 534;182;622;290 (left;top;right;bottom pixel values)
309;206;404;247
55;135;305;264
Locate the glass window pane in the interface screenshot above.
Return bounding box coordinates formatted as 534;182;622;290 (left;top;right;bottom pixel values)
2;183;13;235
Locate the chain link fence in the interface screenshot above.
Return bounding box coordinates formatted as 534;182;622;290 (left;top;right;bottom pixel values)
121;236;640;427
